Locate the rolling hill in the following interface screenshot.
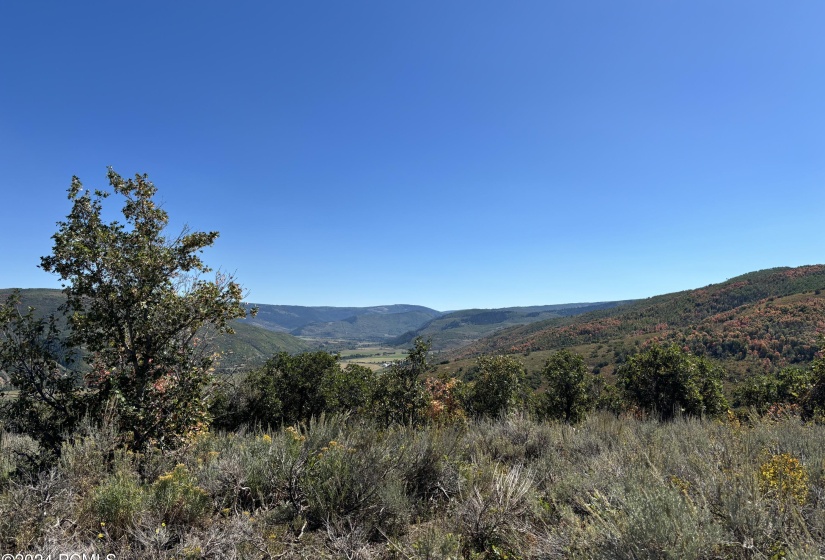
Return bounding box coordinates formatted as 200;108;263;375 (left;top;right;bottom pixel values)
441;266;825;381
241;302;443;341
391;302;633;351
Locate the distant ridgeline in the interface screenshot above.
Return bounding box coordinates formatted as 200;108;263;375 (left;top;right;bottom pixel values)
390;301;634;351
241;301;632;349
444;265;825;380
241;303;443;342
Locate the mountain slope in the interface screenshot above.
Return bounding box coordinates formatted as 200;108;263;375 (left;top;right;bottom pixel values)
392;301;633;351
241;303;443;341
291;310;441;341
445;266;825;377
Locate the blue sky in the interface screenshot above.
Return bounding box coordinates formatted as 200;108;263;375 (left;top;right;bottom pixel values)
2;2;823;310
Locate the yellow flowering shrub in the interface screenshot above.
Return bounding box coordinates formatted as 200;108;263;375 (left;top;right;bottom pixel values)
758;452;809;505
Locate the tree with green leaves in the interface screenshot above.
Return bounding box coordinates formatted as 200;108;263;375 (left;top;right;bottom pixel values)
244;350;340;426
802;356;825;420
736;366;812;412
617;343;728;420
541;349;594;423
320;363;376;416
5;169;250;451
467;354;526;418
371;337;432;426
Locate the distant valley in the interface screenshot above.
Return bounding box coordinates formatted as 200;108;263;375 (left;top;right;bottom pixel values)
0;288;630;369
6;265;825;382
239;300;631;350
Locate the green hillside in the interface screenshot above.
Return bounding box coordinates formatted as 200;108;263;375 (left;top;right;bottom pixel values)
209;321;312;371
442;265;825;380
241;303;442;334
392;301;632;351
290;309;441;341
0;288;311;371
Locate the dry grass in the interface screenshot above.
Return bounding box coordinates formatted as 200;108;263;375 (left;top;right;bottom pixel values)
2;412;825;558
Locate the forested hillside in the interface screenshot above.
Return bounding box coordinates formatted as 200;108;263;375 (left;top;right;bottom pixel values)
446;266;825;378
393;301;632;350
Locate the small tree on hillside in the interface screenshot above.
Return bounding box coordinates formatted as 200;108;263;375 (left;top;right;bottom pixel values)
320;363;376;416
467;355;526;418
541;349;594;423
244;351;340;426
18;169;249;451
617;343;728;420
802;356;825;420
371;337;432;426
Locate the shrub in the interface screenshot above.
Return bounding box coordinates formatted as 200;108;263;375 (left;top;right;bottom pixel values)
371;338;432;426
541;349;594;423
88;471;144;537
455;462;537;557
466;355;526;418
736;367;812;411
758;452;809;506
424;376;466;424
302;424;411;539
802;356;825;420
617;344;728;420
320;363;376;416
245;351;340;426
150;464;213;526
585;472;723;560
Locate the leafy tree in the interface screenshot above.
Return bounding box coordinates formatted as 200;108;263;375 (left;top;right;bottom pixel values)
371;337;432;426
22;169;249;451
320;363;376;415
802;356;825;420
424;375;466;423
467;355;526;418
736;367;812;412
594;382;626;415
245;351;340;426
541;349;593;423
617;343;728;419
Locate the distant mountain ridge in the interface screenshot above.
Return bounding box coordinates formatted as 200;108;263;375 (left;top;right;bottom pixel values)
392;301;633;351
241;301;634;345
242;303;441;332
241;303;444;341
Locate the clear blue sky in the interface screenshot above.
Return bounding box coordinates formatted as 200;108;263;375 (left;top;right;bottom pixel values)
2;2;823;310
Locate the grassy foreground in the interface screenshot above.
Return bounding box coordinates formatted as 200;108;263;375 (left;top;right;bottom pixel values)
2;412;825;559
